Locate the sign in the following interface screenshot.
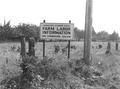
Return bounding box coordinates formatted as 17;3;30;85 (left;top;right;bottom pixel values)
40;23;74;40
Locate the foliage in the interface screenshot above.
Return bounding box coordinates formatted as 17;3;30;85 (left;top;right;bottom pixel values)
1;54;120;89
109;31;119;41
0;55;70;89
73;27;84;40
0;21;40;42
73;27;120;42
36;56;69;89
0;20;119;42
17;23;40;40
93;31;109;41
0;21;12;41
0;56;43;89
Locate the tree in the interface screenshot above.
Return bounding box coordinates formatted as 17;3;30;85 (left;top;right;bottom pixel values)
95;31;109;41
109;31;119;41
17;23;40;41
0;20;12;41
91;26;97;41
92;26;96;36
73;27;84;40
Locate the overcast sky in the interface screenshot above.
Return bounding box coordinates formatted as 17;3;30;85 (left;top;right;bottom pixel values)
0;0;120;35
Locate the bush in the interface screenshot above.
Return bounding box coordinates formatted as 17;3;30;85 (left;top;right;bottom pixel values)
0;56;70;89
0;55;43;89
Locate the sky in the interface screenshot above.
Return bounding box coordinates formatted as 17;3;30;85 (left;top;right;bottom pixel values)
0;0;120;35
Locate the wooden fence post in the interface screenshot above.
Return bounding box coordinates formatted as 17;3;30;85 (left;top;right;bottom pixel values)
28;37;35;56
68;40;70;59
43;20;46;59
84;0;93;65
21;36;26;58
116;42;118;51
68;20;71;59
105;42;111;54
43;40;45;59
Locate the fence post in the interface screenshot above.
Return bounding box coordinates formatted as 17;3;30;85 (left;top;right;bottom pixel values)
28;37;35;56
105;42;111;54
84;0;93;65
68;20;71;59
43;20;46;59
68;40;70;59
43;40;45;59
116;42;118;51
21;36;26;58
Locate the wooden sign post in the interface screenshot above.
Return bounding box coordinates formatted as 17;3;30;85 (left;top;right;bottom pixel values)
84;0;93;65
68;20;71;59
40;21;74;59
43;20;46;59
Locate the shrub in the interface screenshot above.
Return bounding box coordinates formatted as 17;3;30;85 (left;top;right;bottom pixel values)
0;55;43;89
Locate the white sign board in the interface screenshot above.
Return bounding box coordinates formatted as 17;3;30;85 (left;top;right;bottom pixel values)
40;23;74;40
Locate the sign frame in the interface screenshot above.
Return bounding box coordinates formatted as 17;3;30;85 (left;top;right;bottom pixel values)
40;22;74;40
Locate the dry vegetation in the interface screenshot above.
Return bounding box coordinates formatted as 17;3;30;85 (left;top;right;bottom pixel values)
0;41;120;89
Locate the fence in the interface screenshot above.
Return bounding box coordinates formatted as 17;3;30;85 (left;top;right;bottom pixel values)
21;37;74;59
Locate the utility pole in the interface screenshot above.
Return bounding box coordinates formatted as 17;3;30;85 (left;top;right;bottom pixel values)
84;0;93;65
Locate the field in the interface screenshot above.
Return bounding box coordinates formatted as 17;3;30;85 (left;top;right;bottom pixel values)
0;41;120;89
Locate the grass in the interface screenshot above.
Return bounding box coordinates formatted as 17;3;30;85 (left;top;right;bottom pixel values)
0;41;120;89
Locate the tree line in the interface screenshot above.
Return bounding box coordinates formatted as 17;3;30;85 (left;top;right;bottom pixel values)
73;27;120;42
0;20;119;42
0;21;40;42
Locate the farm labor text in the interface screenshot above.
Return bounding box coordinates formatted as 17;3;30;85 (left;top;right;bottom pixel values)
40;23;74;40
42;27;71;35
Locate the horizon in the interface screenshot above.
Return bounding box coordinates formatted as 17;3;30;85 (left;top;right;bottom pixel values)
0;0;120;35
1;19;119;36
